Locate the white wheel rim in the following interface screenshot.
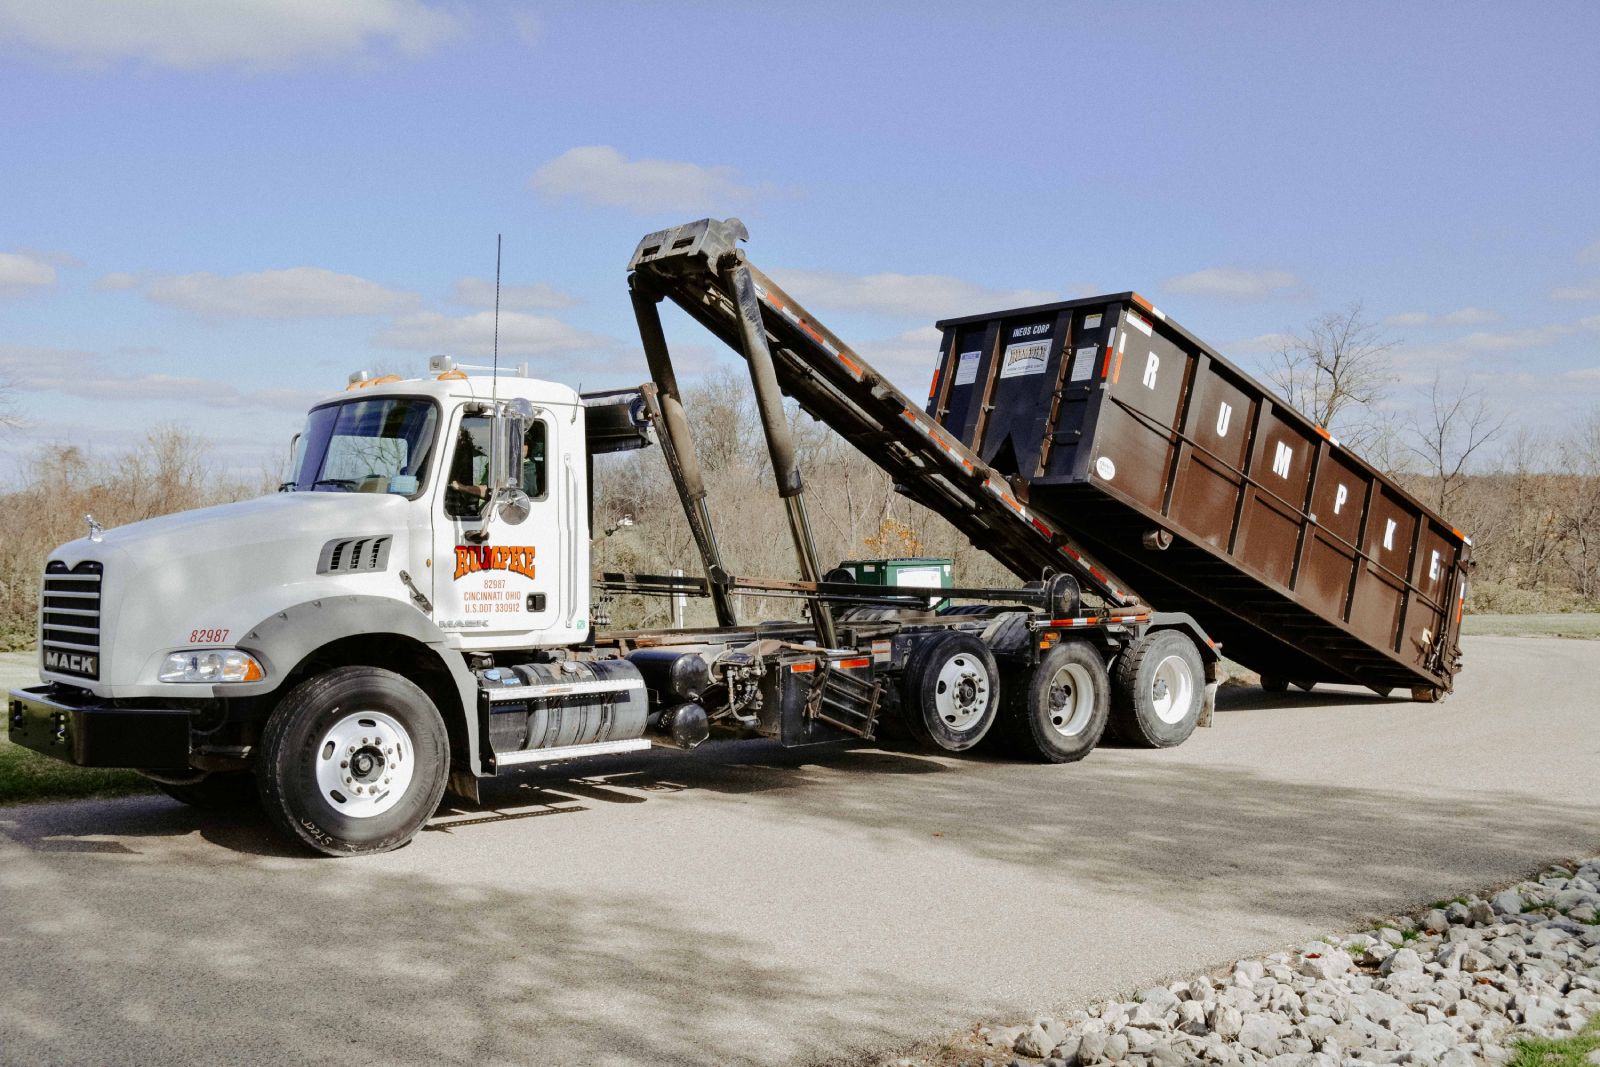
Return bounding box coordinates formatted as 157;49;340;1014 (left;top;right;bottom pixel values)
313;710;415;819
1150;654;1196;724
1046;663;1096;738
932;653;991;733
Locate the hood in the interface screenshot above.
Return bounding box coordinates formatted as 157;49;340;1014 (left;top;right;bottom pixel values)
58;492;409;568
46;492;417;692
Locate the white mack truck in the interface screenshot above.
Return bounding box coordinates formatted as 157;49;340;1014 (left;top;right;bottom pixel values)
7;219;1220;855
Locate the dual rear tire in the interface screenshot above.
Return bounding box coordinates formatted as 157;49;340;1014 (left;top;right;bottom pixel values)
990;641;1111;763
1109;629;1205;748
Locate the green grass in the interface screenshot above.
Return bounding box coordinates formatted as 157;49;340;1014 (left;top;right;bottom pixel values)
1462;613;1600;640
1506;1017;1600;1067
0;734;152;805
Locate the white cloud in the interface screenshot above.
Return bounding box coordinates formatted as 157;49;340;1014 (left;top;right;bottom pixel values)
767;268;1054;320
1552;279;1600;301
144;267;418;318
510;10;541;47
530;146;757;214
0;343;317;411
1440;307;1501;326
1161;267;1300;301
1452;323;1587;350
1385;311;1430;327
853;326;946;387
1226;332;1297;355
451;276;578;311
0;0;457;70
96;271;143;291
1579;238;1600;264
373;310;610;358
0;251;57;295
1383;307;1501;327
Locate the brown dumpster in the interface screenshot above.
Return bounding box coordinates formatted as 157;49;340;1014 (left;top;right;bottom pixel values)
927;294;1470;696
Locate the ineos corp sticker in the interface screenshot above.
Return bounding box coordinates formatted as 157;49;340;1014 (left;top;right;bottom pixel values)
1095;456;1116;480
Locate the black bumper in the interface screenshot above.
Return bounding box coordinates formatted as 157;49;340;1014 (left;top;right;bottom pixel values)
7;686;193;768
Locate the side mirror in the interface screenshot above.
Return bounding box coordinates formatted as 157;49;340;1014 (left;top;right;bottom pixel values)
497;488;532;525
478;398;536;528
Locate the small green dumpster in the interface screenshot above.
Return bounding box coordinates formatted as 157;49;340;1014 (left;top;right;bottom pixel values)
835;557;953;609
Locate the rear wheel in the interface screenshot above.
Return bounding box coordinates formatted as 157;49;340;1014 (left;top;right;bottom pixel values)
1111;629;1205;748
901;632;999;752
258;666;449;856
991;641;1109;763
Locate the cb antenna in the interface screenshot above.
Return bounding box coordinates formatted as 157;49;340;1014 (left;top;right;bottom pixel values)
491;233;502;409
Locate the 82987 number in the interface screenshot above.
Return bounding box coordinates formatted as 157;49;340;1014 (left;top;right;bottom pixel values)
189;628;229;643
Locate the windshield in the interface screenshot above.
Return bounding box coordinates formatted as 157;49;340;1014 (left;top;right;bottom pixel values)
284;396;440;496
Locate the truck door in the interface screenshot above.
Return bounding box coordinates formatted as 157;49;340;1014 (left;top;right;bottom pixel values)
432;409;570;647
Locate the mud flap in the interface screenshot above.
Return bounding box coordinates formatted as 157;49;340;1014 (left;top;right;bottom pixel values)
447;769;481;804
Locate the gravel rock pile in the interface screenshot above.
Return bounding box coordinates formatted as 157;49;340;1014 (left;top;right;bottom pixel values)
972;858;1600;1066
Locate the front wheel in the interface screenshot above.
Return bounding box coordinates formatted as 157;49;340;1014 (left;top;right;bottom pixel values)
990;641;1109;763
1110;629;1205;748
258;666;449;856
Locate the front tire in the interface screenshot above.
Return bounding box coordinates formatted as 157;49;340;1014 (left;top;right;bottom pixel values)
901;632;999;752
991;641;1109;763
258;666;449;856
1110;629;1205;748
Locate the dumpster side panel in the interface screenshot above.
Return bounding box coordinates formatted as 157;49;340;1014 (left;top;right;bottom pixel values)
927;295;1472;693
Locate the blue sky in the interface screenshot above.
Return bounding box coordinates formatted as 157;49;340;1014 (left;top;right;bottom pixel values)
2;1;1597;480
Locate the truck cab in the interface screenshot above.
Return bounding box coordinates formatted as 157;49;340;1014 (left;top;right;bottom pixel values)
10;366;627;853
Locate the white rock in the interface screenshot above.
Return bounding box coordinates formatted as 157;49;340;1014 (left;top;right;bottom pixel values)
1492;890;1525;915
1381;948;1425;975
1298;948;1353;981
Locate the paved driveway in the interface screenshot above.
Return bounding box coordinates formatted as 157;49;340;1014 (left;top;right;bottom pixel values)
1;635;1596;1066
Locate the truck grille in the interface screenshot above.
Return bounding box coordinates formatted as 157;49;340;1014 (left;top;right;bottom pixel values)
41;560;102;680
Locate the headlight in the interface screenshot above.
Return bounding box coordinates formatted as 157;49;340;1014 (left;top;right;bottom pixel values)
159;649;265;683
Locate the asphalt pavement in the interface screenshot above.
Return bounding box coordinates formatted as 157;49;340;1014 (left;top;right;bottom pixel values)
1;635;1597;1066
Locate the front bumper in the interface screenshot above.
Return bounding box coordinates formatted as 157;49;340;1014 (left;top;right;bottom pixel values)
7;685;193;768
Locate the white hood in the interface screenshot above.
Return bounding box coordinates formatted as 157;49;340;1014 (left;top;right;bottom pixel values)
45;492;417;693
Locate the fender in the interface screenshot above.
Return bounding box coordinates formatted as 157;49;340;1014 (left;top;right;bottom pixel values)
224;595;485;774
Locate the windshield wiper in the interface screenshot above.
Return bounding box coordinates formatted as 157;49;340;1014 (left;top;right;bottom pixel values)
311;478;358;491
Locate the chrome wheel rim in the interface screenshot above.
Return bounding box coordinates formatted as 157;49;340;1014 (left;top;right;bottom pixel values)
1150;655;1196;724
313;710;414;818
933;653;991;733
1046;663;1096;738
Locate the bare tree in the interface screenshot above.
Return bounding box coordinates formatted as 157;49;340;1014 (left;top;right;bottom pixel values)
0;371;20;431
1268;302;1397;453
1405;371;1507;514
1553;408;1600;600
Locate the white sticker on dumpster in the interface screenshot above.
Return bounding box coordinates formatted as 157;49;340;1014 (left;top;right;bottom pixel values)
953;350;981;386
999;339;1049;378
1070;345;1099;382
1084;313;1102;329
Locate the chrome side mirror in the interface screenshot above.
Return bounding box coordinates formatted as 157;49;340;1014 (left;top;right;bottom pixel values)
496;488;532;525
